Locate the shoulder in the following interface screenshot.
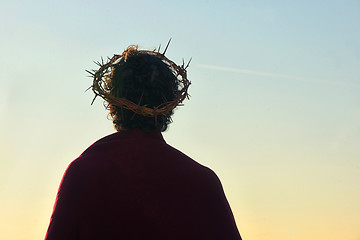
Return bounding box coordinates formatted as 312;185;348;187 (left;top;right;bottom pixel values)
196;166;224;193
165;144;221;181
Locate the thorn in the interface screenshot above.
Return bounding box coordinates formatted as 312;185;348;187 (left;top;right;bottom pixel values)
163;38;172;55
85;85;92;92
90;94;98;105
85;70;95;76
185;58;192;69
93;60;102;67
138;91;144;105
157;44;161;53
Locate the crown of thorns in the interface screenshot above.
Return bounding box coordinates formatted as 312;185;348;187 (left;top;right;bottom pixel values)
86;40;191;117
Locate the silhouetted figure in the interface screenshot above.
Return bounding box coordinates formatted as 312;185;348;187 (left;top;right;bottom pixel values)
45;44;242;240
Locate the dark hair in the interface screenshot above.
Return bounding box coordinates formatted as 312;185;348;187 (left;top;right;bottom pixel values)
107;52;179;132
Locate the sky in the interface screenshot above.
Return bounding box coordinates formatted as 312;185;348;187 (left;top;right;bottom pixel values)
0;0;360;239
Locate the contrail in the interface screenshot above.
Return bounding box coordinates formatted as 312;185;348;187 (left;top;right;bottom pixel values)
198;64;358;87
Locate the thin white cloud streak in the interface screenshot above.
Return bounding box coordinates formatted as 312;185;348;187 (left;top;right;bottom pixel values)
198;64;359;87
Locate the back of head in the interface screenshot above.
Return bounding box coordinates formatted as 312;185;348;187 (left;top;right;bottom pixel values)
109;49;178;132
88;44;190;132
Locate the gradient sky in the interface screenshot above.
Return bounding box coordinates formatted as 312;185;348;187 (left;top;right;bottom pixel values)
1;0;359;239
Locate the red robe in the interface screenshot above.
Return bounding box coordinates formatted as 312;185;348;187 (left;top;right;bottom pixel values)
45;129;242;240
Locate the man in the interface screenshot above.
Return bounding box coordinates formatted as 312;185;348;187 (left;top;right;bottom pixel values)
45;43;242;240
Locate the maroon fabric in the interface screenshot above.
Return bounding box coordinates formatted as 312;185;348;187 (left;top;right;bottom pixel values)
45;129;242;240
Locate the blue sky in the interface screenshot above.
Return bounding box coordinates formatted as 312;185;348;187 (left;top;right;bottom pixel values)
1;0;360;239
